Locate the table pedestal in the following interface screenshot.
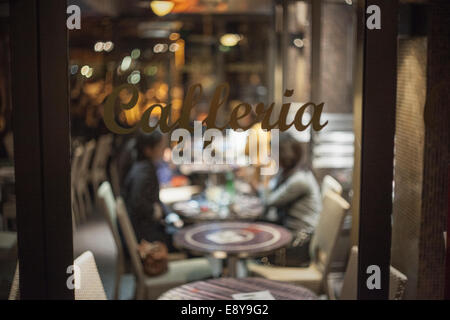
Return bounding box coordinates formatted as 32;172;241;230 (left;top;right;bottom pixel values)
226;257;248;278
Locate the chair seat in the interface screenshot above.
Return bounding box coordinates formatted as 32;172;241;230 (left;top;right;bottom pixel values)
144;257;213;299
247;260;323;293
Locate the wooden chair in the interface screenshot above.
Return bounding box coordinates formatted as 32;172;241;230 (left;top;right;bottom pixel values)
91;134;113;205
116;197;213;300
109;158;121;198
9;251;106;300
97;181;125;300
248;191;350;294
328;246;407;300
75;140;96;221
321;175;343;197
71;145;84;225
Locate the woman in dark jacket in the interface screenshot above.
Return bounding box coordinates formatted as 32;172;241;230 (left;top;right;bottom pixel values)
121;130;170;245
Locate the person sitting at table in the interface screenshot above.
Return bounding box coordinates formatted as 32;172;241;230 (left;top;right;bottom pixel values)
121;129;174;250
262;132;322;267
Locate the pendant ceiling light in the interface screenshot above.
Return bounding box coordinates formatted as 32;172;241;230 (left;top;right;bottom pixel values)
150;1;175;17
220;34;242;47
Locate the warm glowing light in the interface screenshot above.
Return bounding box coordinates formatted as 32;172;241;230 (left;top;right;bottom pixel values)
220;34;241;47
94;42;104;52
154;44;162;53
150;1;174;17
123;92;143;125
293;38;304;48
169;32;180;41
174;39;184;69
345;0;352;5
121;56;132;71
169;43;179;52
85;67;93;78
80;65;90;76
153;43;168;53
156;82;169;101
103;41;114;52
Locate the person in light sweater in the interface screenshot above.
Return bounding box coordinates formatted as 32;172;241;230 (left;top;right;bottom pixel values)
263;132;322;266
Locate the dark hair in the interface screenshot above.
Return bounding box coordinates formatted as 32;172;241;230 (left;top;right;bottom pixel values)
117;130;164;186
278;132;304;171
136;129;164;160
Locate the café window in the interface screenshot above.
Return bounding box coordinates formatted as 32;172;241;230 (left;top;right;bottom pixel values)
0;0;448;302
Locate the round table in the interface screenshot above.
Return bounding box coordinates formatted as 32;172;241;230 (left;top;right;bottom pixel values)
158;277;318;300
174;222;292;277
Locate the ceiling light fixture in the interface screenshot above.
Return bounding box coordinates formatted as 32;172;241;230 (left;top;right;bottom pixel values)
94;42;104;52
103;41;114;52
150;1;174;17
220;34;242;47
293;38;304;48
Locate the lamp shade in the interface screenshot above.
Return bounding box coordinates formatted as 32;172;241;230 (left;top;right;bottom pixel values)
150;1;175;16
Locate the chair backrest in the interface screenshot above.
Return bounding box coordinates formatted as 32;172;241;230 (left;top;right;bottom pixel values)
309;191;350;275
116;197;145;279
9;251;107;300
92;134;113;172
79;139;96;178
389;265;408;300
71;145;84;180
74;251;107;300
109;159;121;197
339;246;408;300
339;246;358;300
97;181;122;252
321;175;343;197
71;146;85;224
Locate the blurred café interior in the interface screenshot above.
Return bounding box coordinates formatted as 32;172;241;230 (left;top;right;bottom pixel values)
0;0;448;300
